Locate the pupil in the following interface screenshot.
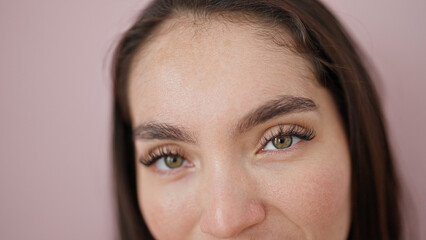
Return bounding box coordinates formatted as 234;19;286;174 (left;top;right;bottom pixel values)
273;135;292;149
166;155;183;168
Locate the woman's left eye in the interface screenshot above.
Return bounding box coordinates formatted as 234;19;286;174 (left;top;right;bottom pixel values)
263;135;301;150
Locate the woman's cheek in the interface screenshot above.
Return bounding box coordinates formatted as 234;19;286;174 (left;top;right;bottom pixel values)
261;158;350;236
138;172;199;239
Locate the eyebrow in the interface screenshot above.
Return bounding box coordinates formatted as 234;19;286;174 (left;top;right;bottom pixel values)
132;95;317;143
133;122;196;143
234;95;317;134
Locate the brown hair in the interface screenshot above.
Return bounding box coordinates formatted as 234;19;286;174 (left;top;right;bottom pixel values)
111;0;401;239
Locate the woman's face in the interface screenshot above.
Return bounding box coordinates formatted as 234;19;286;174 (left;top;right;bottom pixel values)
128;17;351;239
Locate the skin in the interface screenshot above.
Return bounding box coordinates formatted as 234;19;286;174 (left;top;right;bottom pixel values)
128;15;351;240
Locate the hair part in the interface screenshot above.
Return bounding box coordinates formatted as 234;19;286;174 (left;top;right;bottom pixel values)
111;1;401;239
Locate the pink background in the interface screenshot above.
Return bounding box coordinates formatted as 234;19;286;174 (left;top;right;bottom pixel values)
0;0;424;239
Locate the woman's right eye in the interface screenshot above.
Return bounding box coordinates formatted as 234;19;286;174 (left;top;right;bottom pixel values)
154;155;188;170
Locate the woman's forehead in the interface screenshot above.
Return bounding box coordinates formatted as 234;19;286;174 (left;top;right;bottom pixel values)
128;17;321;127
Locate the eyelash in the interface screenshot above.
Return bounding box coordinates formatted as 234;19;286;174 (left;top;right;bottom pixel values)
257;124;316;152
139;146;186;167
139;124;316;168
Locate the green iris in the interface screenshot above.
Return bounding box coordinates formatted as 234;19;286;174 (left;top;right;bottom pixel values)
165;155;185;169
272;135;293;149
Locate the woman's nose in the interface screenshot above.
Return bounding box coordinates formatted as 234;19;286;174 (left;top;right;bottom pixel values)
199;163;266;238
